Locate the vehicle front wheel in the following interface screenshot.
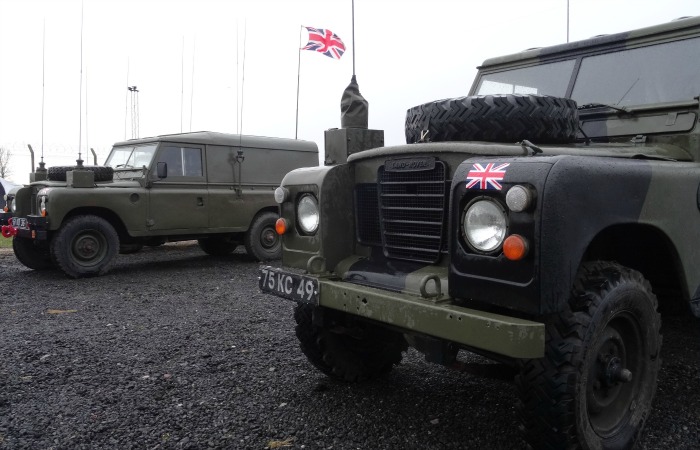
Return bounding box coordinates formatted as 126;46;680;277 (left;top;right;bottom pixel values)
294;304;407;382
51;215;119;278
244;211;280;261
516;261;662;449
12;237;53;270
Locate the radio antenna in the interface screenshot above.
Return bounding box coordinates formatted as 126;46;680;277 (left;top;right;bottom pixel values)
76;1;84;167
40;18;45;168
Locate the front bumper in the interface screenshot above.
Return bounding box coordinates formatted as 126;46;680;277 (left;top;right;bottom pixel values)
260;266;545;359
0;214;48;240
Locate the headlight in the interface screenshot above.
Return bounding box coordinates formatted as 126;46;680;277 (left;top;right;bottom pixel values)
462;198;507;253
10;197;17;213
297;194;319;234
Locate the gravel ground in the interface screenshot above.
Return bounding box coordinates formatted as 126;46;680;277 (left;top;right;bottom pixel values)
1;242;699;449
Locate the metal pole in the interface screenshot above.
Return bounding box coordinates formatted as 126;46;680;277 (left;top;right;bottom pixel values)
41;19;45;164
352;0;356;76
295;25;302;139
77;0;84;166
567;0;570;43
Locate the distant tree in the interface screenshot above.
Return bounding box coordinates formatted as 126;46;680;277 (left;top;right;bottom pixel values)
0;147;10;178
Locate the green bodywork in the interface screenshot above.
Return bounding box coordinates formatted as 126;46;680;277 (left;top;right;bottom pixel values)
270;17;700;360
7;131;317;242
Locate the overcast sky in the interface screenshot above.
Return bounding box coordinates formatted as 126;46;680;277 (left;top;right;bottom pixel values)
2;0;700;183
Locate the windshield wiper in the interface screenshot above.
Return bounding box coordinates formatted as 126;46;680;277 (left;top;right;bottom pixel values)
577;103;633;114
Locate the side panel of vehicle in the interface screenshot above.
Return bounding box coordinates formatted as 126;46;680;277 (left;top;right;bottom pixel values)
42;186;149;234
206;143;320;231
147;143;209;232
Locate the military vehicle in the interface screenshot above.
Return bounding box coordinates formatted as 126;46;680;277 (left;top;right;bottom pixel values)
259;16;700;448
1;132;318;278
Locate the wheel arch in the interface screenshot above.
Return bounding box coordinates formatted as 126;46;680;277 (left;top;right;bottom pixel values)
583;223;687;313
61;207;130;242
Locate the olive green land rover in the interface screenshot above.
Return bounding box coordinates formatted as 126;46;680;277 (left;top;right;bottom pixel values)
260;17;700;448
1;132;317;278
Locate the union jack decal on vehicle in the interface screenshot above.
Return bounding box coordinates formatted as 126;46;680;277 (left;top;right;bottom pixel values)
466;163;510;190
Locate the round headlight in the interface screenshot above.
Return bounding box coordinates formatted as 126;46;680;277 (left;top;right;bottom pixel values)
297;194;319;234
462;199;507;253
10;197;17;213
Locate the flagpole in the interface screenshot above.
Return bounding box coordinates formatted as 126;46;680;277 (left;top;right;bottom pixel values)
295;25;303;139
351;0;356;76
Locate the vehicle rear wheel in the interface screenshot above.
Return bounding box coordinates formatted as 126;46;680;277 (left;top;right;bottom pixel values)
51;215;119;278
294;304;407;382
515;261;661;449
198;236;239;256
12;237;53;270
244;211;280;261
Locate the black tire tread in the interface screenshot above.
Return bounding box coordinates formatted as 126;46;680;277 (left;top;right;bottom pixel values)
47;165;114;182
244;211;281;262
51;215;119;278
405;94;579;144
294;304;407;382
12;237;52;270
515;261;661;449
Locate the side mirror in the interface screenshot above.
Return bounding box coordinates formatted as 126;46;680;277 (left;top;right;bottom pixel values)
156;162;168;179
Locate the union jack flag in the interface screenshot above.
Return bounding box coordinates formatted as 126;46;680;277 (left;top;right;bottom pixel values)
466;163;510;190
301;26;346;60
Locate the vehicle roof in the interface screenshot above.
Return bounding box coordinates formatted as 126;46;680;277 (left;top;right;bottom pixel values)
112;131;318;153
479;15;700;70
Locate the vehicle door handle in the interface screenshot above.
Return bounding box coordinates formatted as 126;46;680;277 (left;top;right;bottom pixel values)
197;197;204;206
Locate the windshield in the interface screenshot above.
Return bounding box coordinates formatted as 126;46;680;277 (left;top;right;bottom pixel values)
476;36;700;107
476;60;576;97
572;37;700;106
104;143;158;169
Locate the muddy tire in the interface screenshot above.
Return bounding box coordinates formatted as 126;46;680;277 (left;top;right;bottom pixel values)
12;237;53;270
47;165;114;182
244;211;280;261
405;94;579;144
294;304;407;382
51;215;119;278
198;236;239;256
515;261;661;449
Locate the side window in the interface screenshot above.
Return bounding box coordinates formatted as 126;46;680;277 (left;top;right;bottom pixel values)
183;147;203;177
158;146;203;178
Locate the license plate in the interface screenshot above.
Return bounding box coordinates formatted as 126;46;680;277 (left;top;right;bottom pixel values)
259;266;318;304
11;217;27;229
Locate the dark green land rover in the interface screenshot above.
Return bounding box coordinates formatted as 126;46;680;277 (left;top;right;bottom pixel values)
261;17;700;449
1;132;317;278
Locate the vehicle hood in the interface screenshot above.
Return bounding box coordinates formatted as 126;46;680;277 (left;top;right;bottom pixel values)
347;141;693;163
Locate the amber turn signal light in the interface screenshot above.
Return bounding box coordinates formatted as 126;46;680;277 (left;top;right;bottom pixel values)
503;234;528;261
275;218;287;235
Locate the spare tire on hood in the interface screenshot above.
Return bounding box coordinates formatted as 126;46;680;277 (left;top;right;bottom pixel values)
47;165;114;182
405;94;579;144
